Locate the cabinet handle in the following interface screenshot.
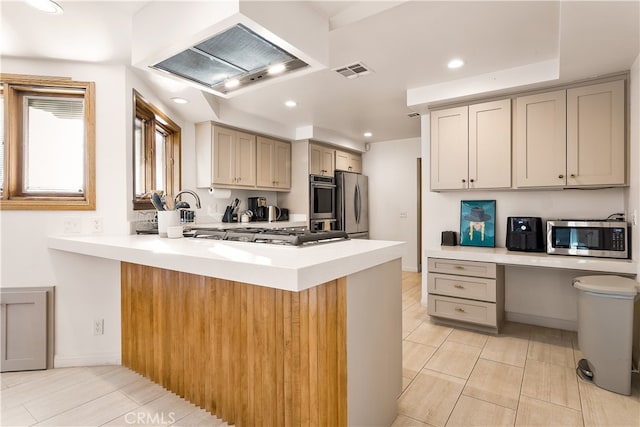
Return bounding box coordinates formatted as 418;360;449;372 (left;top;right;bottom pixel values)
558;174;564;179
455;307;466;313
454;284;465;289
454;265;465;270
348;166;352;171
461;179;466;183
237;177;241;182
469;178;475;183
570;174;576;178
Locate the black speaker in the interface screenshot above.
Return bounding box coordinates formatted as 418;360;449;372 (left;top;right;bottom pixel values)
441;231;457;246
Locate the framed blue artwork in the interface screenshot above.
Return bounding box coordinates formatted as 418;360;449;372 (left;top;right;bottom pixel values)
460;200;496;247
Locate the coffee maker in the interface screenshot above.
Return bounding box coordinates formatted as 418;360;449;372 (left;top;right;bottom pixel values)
248;197;267;221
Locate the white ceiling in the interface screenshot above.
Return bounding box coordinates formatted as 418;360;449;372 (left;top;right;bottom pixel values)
2;0;639;144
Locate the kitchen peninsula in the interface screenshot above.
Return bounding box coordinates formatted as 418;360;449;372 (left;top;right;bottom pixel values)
48;234;405;426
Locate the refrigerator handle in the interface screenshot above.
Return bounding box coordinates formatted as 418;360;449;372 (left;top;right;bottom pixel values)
355;183;361;224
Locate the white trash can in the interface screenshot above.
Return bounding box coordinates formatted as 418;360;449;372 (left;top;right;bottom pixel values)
573;275;639;395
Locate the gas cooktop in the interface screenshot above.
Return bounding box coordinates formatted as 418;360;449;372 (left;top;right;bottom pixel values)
189;227;349;246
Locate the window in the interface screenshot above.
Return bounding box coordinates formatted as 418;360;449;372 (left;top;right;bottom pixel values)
133;90;181;210
0;74;95;210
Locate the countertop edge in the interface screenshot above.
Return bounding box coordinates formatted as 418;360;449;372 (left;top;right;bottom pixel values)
426;246;638;275
48;235;406;291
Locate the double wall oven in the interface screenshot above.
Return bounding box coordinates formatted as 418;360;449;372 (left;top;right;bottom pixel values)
309;175;336;231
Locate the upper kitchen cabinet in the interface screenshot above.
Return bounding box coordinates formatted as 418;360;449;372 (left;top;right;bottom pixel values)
335;150;362;174
566;80;625;186
515;80;626;188
430;99;511;191
256;136;291;190
515;90;567;187
309;143;335;176
196;122;256;188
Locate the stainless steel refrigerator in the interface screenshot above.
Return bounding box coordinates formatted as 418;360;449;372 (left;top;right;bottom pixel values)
335;171;369;239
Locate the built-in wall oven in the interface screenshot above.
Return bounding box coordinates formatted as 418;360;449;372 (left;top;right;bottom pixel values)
309;175;336;230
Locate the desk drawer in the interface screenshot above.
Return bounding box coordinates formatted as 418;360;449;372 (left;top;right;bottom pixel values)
428;295;497;327
427;273;496;302
427;258;496;278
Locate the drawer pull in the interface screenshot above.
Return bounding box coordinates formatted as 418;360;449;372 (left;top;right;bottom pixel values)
455;307;466;313
454;284;465;289
454;265;465;270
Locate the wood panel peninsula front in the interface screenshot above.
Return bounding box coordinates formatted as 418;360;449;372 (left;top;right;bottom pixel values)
48;235;405;426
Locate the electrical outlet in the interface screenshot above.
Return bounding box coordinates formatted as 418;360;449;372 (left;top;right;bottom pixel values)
399;211;408;219
89;216;103;233
63;216;82;234
93;318;104;335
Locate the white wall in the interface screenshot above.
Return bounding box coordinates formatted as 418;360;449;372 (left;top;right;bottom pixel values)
1;59;131;366
364;138;421;272
420;70;636;330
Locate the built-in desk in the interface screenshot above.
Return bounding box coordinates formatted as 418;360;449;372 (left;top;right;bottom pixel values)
425;247;637;333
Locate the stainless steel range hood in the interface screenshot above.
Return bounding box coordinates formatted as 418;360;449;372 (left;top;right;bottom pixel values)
152;24;308;95
132;1;328;98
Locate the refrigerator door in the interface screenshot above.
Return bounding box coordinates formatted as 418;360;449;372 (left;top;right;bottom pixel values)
356;174;369;234
343;172;359;234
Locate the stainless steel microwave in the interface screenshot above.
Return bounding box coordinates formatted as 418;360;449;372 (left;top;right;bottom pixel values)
546;220;629;259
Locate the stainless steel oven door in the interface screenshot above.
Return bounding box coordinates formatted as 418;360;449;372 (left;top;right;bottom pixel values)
310;175;336;220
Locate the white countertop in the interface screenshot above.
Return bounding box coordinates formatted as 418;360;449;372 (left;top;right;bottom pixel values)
48;234;405;292
426;246;638;275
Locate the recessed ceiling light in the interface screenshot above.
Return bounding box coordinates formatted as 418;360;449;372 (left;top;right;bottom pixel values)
363;132;373;138
447;58;464;69
284;100;297;108
25;0;63;14
268;63;286;75
170;97;188;104
224;79;240;89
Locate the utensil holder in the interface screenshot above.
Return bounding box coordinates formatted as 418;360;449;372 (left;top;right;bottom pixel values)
158;210;180;237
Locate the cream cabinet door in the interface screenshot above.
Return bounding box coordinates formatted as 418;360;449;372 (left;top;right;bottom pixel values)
234;131;256;187
515;90;567;187
212;127;236;185
349;153;362;173
256;137;274;188
335;150;350;171
430;106;469;190
309;143;334;176
469;99;511;189
309;144;322;175
567;80;625;186
273;140;291;189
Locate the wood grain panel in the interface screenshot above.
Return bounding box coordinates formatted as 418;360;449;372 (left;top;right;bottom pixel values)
121;262;347;427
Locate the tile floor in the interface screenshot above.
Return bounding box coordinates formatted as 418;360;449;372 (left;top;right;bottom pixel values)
1;271;639;426
395;271;640;427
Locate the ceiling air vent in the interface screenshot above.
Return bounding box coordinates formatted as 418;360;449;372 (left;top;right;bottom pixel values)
333;62;373;79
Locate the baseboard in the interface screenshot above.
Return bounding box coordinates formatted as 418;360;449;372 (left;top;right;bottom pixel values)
506;311;577;332
54;353;121;368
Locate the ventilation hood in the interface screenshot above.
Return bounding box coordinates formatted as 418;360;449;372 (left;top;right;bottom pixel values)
132;1;329;98
152;24;309;96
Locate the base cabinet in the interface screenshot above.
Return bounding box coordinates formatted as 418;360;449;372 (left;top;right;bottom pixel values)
427;258;504;332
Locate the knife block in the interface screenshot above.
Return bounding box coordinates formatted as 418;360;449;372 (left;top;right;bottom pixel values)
222;206;234;223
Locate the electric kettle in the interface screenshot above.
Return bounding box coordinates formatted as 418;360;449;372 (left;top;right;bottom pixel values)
268;206;281;222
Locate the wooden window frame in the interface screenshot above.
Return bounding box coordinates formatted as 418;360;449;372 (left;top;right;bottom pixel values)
0;74;95;210
132;90;181;211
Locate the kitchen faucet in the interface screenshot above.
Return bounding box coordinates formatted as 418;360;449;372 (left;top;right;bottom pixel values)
174;190;201;209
